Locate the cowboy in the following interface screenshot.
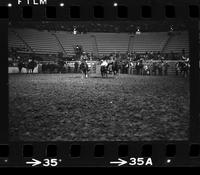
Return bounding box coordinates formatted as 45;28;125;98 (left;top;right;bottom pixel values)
101;59;108;67
163;61;169;75
80;59;89;78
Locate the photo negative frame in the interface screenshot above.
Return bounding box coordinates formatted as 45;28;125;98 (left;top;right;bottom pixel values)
0;0;199;167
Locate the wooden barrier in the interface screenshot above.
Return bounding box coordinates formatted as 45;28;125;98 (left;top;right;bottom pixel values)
8;65;39;74
8;60;184;75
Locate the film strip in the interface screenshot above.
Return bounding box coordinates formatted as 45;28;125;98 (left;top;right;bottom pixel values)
0;143;200;167
0;1;200;20
0;0;200;167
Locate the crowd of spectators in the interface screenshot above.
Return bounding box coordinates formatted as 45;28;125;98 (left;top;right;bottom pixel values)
97;49;189;75
8;46;189;76
99;49;188;62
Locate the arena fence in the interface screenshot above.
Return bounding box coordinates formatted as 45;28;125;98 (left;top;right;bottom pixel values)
8;60;185;75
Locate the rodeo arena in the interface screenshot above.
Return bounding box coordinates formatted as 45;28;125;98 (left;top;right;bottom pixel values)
9;21;191;141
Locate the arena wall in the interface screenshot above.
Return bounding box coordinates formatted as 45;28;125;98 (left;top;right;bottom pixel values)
8;60;183;76
8;65;39;74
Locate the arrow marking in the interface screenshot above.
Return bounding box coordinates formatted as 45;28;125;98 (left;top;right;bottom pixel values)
26;158;41;167
110;158;127;166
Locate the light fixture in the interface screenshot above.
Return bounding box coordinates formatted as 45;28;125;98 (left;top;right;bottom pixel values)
73;26;77;35
136;27;141;35
113;2;118;7
8;3;12;7
60;3;64;7
170;25;174;31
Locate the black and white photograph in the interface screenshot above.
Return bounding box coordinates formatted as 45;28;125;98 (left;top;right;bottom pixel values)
8;21;190;141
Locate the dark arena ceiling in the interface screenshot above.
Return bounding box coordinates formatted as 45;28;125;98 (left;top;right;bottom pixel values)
9;20;187;33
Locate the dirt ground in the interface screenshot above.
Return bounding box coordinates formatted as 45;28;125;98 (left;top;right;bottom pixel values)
9;73;190;141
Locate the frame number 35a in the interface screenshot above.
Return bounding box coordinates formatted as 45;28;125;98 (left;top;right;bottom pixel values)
129;157;153;166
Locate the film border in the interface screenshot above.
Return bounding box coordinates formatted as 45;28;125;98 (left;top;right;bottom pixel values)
0;0;199;167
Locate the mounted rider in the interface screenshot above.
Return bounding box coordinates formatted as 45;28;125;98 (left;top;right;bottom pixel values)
100;59;109;77
80;52;90;78
100;59;108;67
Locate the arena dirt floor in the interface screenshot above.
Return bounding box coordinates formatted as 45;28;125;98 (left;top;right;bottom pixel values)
9;73;190;141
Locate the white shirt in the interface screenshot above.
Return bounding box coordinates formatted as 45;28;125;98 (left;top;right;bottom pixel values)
101;61;108;67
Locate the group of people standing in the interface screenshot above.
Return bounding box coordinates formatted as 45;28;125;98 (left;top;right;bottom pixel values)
99;53;190;77
100;58;170;76
10;50;189;77
130;59;170;76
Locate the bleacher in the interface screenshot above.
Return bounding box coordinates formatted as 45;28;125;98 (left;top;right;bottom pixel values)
132;32;168;53
55;31;93;55
163;31;189;54
91;33;130;55
14;28;60;54
8;28;189;57
8;30;26;49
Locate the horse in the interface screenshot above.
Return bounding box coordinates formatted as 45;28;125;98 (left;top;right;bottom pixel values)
163;62;170;75
151;62;158;75
100;65;108;78
57;60;66;73
157;62;163;76
17;60;37;73
25;60;37;73
176;61;190;77
135;60;144;75
107;60;120;76
80;61;90;78
74;61;79;73
143;64;150;75
100;59;121;78
17;61;25;73
100;60;109;78
41;63;48;73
